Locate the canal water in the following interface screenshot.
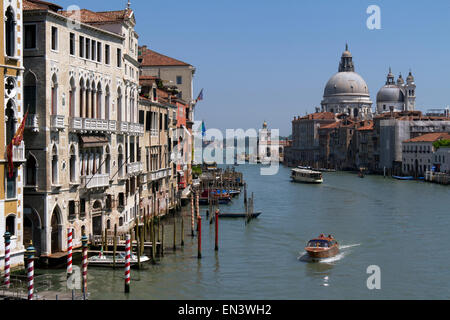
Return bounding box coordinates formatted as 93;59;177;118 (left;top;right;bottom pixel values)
41;164;450;299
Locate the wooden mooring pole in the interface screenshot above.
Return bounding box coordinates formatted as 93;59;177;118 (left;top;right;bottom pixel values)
113;224;117;269
197;215;202;259
181;216;185;247
173;215;176;251
215;209;219;251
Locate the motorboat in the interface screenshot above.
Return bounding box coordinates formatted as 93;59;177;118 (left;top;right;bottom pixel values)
88;251;150;267
305;235;339;260
291;168;323;184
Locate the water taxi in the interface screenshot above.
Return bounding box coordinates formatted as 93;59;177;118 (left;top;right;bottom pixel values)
291;168;323;184
305;235;339;260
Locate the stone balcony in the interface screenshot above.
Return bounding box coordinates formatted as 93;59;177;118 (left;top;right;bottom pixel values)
119;122;144;136
81;174;110;189
7;141;26;163
70;117;117;133
50;115;65;131
25;114;39;132
149;168;171;181
127;162;143;176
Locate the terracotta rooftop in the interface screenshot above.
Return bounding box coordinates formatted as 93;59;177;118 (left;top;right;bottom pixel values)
404;132;450;143
294;112;336;121
139;46;191;67
357;120;374;131
59;8;132;24
23;0;62;11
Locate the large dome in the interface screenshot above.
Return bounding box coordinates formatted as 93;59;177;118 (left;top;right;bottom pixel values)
376;85;404;103
324;72;370;97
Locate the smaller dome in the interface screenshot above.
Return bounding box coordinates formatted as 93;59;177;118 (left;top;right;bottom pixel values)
377;85;405;103
397;74;404;85
342;50;352;58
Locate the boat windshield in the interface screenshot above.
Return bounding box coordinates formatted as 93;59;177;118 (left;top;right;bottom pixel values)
307;240;330;248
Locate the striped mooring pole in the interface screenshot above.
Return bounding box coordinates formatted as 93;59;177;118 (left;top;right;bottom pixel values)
81;234;88;295
26;243;36;300
3;232;11;289
190;193;195;237
67;228;73;277
124;234;131;293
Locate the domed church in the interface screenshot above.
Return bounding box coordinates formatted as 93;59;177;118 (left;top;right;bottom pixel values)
376;68;416;114
321;44;373;120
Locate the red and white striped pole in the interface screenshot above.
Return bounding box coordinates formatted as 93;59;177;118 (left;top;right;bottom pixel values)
81;234;88;296
196;192;200;219
124;233;131;293
190;193;195;237
67;228;73;277
26;243;35;300
3;232;11;289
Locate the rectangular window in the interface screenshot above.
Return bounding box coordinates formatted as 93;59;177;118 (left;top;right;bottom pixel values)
79;36;85;58
146;111;151;131
117;48;122;67
97;42;102;63
24;24;37;49
105;44;110;64
69;33;75;55
86;38;90;60
139;110;145;125
91;40;96;61
80;199;86;216
176;76;182;85
69;200;76;218
51;26;58;51
6;168;17;199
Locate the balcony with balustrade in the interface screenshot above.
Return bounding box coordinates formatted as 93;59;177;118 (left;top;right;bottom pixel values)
7;141;26;163
127;162;143;176
70;117;117;134
118;121;144;136
25;114;39;133
149;168;171;181
50;115;65;131
81;174;110;189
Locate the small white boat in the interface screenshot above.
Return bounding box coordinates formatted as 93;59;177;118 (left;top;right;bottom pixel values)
88;252;150;267
291;168;323;184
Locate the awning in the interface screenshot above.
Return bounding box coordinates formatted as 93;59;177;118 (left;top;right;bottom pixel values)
80;135;109;148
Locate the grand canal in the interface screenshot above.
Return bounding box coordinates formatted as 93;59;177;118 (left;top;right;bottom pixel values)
41;164;450;299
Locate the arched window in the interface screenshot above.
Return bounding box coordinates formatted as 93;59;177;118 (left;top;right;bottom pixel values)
69;145;77;183
105;145;111;175
96;82;102;119
119;217;123;227
117;87;122;122
26;155;37;186
81;225;86;236
24;72;37;114
51;145;58;185
5;99;16;144
85;80;90;118
91;82;96;119
79;78;85;118
105;85;110;120
51;74;58;115
118;145;124;178
5;7;15;57
6;215;16;235
69;78;76;117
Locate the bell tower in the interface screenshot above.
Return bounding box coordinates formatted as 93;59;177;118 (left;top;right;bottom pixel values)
405;71;416;111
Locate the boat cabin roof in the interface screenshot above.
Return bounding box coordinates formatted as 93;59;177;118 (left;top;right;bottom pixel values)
292;168;322;175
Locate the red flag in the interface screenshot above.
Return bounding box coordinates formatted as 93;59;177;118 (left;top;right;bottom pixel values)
7;111;28;178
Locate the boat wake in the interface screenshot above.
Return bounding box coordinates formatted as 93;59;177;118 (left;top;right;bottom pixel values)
297;243;360;264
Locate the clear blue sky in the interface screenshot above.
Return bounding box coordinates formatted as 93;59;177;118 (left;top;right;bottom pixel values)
55;0;450;136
